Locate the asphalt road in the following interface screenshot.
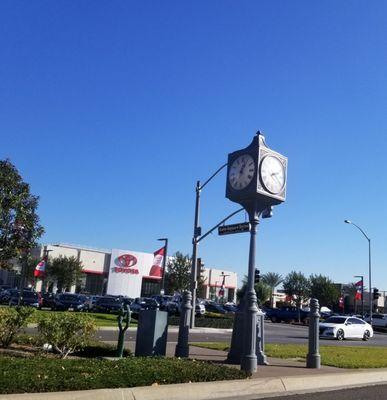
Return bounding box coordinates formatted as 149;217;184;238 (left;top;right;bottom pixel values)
91;321;387;347
254;384;387;400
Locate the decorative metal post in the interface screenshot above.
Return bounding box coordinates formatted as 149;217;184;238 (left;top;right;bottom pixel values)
175;291;192;358
241;206;259;373
117;304;131;358
306;298;320;369
256;307;268;365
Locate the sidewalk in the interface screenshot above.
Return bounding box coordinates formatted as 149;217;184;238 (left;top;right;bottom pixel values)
2;344;387;400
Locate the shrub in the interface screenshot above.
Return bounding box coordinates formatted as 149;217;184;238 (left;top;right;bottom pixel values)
0;307;35;348
37;312;96;358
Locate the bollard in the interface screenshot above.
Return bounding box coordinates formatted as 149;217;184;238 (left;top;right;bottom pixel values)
256;308;268;365
306;298;321;368
117;304;131;358
175;290;192;358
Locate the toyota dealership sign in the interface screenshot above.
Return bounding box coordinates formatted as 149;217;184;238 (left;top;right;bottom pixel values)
106;249;158;298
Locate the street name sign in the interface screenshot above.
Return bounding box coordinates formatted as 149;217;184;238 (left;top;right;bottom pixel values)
218;222;251;236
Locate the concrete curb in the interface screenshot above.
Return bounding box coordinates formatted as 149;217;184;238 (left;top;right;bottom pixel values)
2;369;387;400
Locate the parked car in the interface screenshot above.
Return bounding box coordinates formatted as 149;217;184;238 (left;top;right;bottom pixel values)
0;289;19;304
204;301;227;314
364;314;387;328
54;293;88;311
222;303;238;313
84;295;103;312
93;296;123;313
319;316;373;341
265;307;309;324
40;292;57;309
9;290;41;308
151;295;179;315
130;297;159;316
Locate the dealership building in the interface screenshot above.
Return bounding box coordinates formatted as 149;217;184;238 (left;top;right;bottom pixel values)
0;243;237;302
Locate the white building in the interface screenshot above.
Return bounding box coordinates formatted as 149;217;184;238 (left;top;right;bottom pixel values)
2;243;237;301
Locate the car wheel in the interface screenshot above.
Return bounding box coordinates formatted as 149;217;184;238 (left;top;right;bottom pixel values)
362;330;370;341
336;329;345;341
271;316;278;323
303;318;310;326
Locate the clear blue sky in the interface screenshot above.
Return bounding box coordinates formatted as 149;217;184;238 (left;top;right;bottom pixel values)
1;1;386;290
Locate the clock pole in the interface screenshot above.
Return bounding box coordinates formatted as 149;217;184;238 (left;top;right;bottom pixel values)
241;201;260;373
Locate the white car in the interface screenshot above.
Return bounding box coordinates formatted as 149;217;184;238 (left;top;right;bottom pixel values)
319;316;373;341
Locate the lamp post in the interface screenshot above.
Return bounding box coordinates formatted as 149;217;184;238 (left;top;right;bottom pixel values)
344;220;372;325
190;163;227;328
158;238;168;295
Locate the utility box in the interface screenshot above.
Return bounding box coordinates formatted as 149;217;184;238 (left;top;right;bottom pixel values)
135;310;169;357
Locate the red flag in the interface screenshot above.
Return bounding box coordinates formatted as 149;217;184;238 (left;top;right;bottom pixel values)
149;247;165;278
338;296;344;309
34;260;46;279
354;280;363;300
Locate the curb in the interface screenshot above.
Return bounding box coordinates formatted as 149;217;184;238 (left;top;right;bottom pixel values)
97;327;232;334
1;369;387;400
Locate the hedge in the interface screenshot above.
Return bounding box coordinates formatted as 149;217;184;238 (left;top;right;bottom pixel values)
168;315;234;329
0;356;248;394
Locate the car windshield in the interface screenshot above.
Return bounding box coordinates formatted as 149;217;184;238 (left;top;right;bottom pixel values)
324;317;347;324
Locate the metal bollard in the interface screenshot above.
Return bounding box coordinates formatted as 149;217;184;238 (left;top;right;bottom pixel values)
306;298;321;368
256;308;268;365
175;290;192;358
117;304;131;358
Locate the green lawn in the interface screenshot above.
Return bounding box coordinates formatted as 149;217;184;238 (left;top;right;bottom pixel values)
31;309;137;327
190;342;387;369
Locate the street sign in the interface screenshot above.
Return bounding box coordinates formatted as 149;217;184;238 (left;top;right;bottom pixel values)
218;222;251;235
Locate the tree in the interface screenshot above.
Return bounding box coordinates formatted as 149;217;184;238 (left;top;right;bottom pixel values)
237;275;271;306
165;252;191;293
283;271;310;321
0;160;44;268
309;274;340;308
46;256;83;292
262;272;283;307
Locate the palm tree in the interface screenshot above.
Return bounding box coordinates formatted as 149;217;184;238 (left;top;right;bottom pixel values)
262;272;283;307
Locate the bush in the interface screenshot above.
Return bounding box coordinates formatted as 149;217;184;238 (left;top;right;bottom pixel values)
37;312;96;358
0;356;248;394
0;307;35;348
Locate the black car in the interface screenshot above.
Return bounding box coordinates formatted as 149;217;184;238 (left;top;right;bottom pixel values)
40;292;57;309
151;295;178;315
93;296;124;313
9;290;41;308
54;293;87;311
204;302;227;314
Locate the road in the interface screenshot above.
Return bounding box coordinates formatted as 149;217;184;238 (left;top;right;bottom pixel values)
254;384;387;400
90;321;387;347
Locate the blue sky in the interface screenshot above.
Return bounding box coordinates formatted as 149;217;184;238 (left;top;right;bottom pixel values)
1;1;386;289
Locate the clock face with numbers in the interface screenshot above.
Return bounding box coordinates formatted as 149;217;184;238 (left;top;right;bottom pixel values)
228;154;255;190
260;155;285;194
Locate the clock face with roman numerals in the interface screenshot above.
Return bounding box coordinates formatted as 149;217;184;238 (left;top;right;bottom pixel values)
228;154;255;190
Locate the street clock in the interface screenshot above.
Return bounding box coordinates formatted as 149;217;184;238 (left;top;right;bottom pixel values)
226;132;287;210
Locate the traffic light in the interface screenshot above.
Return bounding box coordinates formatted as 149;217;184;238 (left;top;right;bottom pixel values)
254;268;260;284
373;288;381;300
196;258;204;280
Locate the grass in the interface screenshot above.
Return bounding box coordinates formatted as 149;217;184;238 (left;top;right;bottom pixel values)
30;309;137;327
0;356;248;394
190;342;387;369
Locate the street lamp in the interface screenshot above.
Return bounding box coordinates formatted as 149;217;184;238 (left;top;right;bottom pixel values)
157;238;168;295
344;220;372;324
